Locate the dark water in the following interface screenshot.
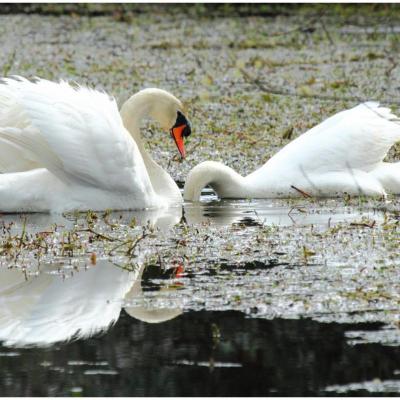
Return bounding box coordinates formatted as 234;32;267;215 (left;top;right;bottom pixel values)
0;310;399;397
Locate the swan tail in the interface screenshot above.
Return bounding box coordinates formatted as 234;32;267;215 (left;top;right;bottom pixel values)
362;102;400;122
371;162;400;194
341;102;400;171
362;102;400;143
0;169;55;212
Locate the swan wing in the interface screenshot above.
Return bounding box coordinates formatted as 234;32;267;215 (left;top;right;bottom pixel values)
0;83;42;171
265;102;400;174
0;139;40;172
0;77;150;194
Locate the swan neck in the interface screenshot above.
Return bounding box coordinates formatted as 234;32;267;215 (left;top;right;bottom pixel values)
184;161;246;201
120;92;182;204
120;93;151;150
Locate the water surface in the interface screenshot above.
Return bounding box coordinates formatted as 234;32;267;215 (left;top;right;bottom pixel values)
0;196;399;396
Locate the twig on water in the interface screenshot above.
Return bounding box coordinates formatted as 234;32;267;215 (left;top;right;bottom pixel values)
290;185;313;198
350;220;376;229
75;227;120;242
108;230;148;256
126;231;148;256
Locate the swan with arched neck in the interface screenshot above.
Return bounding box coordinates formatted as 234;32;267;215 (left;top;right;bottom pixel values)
184;102;400;200
0;77;191;212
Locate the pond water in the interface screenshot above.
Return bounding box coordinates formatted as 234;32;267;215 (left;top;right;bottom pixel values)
0;193;399;396
1;311;399;396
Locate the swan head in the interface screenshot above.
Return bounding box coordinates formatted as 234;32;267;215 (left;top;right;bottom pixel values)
142;89;191;159
122;88;191;158
169;110;191;159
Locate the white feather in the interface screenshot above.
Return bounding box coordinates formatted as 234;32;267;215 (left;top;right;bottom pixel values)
184;102;400;200
0;77;186;212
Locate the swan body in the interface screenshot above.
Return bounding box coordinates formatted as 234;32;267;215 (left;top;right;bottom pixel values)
0;77;191;212
184;103;400;200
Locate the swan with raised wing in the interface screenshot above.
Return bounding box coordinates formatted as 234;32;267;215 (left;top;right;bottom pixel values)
0;77;191;212
184;102;400;200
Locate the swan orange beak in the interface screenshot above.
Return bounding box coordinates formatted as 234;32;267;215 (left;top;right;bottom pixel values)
170;125;187;159
171;111;191;159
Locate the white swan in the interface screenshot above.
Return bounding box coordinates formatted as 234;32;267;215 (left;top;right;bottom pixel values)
0;77;191;212
0;261;183;347
184;102;400;200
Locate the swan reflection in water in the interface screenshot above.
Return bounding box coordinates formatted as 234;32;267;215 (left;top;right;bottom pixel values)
183;194;386;227
0;260;183;348
0;190;387;348
0;207;183;348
